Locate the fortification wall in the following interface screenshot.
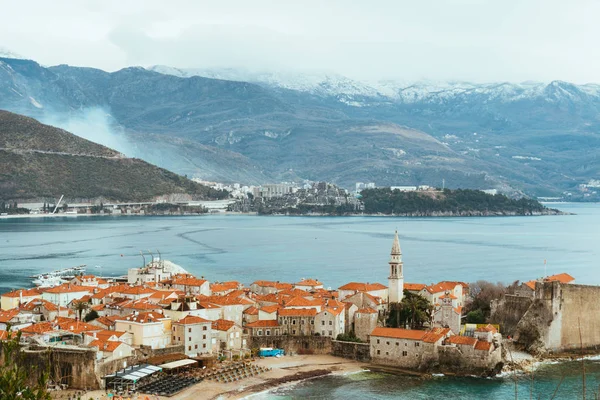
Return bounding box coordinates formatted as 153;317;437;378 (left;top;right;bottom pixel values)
490;294;533;336
515;282;600;354
248;336;332;355
331;340;370;362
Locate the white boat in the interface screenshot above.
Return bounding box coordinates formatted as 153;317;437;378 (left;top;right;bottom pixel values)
30;264;86;286
32;275;68;288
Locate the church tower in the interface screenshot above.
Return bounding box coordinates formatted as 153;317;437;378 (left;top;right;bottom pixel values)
388;230;404;303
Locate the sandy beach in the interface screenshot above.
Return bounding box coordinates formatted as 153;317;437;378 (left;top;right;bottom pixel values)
54;355;368;400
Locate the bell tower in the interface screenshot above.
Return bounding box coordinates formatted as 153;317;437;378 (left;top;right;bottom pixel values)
388;230;404;303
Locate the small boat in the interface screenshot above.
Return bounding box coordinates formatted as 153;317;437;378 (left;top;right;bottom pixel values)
30;264;87;286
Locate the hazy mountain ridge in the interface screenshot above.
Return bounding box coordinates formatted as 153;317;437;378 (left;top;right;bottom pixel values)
0;110;227;202
1;57;599;196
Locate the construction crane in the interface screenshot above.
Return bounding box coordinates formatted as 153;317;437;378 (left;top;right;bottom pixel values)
52;195;64;214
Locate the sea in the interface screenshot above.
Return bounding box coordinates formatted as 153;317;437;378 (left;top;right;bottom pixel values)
0;202;599;399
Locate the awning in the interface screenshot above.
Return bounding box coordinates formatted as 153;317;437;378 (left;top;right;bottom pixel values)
103;363;163;383
158;359;198;370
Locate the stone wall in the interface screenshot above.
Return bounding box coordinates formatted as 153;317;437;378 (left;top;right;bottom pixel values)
21;346;99;390
490;294;533;336
437;345;502;376
248;336;332;355
332;340;370;362
515;282;600;354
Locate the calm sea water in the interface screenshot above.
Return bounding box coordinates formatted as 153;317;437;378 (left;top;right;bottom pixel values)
0;202;598;399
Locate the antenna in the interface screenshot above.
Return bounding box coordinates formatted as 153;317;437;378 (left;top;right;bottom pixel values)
140;251;146;267
148;250;154;263
156;249;161;262
544;259;547;278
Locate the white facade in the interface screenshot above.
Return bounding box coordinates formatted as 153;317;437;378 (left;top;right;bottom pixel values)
388;231;404;304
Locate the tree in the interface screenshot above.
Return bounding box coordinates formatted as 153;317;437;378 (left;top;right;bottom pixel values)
465;280;507;321
84;309;99;322
387;291;432;329
73;300;89;321
0;331;51;399
466;309;486;324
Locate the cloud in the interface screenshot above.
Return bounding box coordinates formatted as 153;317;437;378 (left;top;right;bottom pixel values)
2;0;600;83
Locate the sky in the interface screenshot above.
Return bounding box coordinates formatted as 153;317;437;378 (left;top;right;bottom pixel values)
1;0;599;83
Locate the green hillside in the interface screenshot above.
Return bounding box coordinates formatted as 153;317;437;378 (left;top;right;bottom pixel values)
0;110;227;201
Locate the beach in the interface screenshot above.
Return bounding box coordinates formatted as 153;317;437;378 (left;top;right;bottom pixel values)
57;355;367;400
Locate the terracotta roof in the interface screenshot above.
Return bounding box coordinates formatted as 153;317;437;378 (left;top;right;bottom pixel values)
91;304;105;311
356;307;378;314
119;286;156;295
246;320;280;328
404;283;427;292
279;288;311;297
93;316;118;328
20;322;55;334
454;306;463;314
1;288;42;298
545;273;575;284
252;281;293;290
447;336;478;346
243;306;259;315
89;339;126;352
175;315;211;325
284;297;321;307
524;280;536;290
0;309;19;323
123;300;162;311
423;282;463;295
86;330;127;341
42;284;90;294
0;330;8;340
371;327;427;340
295;279;322;287
278;308;317;317
422;331;446;343
55;317;100;333
474;340;492;351
116;312;166;324
338;282;388;292
260;305;280;314
323;306;344;316
211;319;235;331
210;281;240;293
20;298;59;312
171;274;208;287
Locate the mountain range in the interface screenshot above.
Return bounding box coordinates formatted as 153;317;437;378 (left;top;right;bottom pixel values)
2;56;599;197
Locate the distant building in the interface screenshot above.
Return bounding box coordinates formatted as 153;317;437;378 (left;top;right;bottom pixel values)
172;315;212;357
388;231;404;304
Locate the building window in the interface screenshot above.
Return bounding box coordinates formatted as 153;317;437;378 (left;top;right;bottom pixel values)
311;320;314;325
301;320;305;324
377;350;381;355
386;351;389;356
203;326;207;331
258;330;263;336
402;351;408;356
172;327;175;332
172;336;175;341
266;330;271;336
195;344;198;349
293;320;296;325
203;344;206;348
329;331;332;336
321;321;325;326
386;341;390;345
322;330;325;335
405;343;408;346
293;330;296;335
329;321;332;326
189;337;191;342
188;346;191;351
178;337;181;341
396;342;399;346
377;339;380;344
188;328;192;333
415;342;420;347
203;335;206;339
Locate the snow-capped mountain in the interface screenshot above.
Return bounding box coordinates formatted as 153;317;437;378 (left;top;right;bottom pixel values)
148;65;600;107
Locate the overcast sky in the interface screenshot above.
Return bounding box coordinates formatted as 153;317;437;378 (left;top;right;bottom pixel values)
1;0;598;83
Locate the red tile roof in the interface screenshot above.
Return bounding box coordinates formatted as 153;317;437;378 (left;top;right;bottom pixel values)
55;317;101;333
20;298;59;312
119;286;156;295
404;283;427;292
295;279;322;287
524;280;536;290
20;322;55;334
260;305;280;314
171;274;208;287
252;281;293;290
278;308;317;317
0;330;8;340
476;324;498;334
338;282;387;292
545;273;575;284
89;339;126;352
175;315;211;325
0;309;19;323
284;297;322;307
423;282;462;294
243;306;259;315
42;284;90;294
447;336;478;346
474;340;492;351
212;319;235;331
116;312;166;324
1;288;42;298
371;327;427;340
210;281;240;293
246;320;280;328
